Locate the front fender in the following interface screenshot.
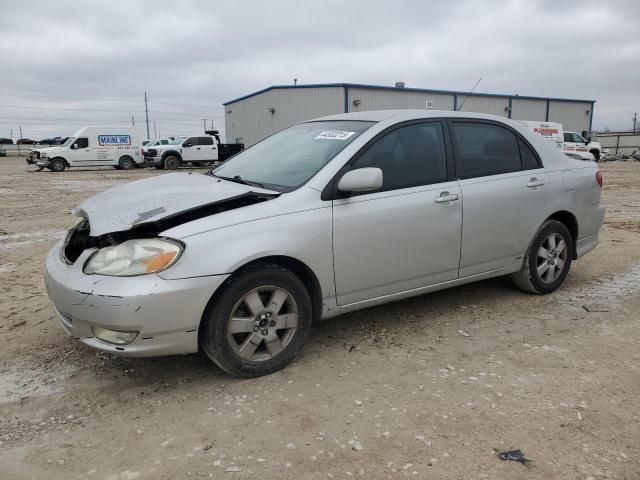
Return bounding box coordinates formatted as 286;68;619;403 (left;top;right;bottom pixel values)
161;150;182;161
157;206;335;303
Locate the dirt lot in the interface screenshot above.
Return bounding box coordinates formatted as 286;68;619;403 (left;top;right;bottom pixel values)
1;157;639;480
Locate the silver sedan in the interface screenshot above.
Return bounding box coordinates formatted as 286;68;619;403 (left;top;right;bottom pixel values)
45;110;605;377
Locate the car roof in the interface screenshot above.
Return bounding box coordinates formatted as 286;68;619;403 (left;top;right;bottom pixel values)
310;109;524;124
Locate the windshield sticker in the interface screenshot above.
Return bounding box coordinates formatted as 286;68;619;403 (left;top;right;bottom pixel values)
315;131;356;141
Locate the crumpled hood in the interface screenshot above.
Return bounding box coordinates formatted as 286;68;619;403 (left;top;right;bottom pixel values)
77;172;278;237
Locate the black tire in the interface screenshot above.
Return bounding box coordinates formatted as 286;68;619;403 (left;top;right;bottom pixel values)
118;156;135;170
512;220;573;294
200;263;313;378
49;158;66;172
164;155;180;170
591;150;600;162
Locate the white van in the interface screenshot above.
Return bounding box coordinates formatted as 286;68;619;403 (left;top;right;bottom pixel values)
520;121;597;161
519;121;564;150
31;127;143;172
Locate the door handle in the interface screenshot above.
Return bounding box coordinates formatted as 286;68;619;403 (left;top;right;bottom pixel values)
527;178;545;188
196;147;201;150
435;192;460;203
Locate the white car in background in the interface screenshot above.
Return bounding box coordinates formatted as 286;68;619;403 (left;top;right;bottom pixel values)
142;138;175;156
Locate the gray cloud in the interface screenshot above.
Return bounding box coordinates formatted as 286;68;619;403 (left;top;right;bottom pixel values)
0;0;638;139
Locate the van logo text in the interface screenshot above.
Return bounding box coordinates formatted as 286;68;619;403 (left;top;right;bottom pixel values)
98;135;131;146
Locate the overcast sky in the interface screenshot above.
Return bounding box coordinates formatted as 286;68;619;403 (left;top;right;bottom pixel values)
1;0;638;140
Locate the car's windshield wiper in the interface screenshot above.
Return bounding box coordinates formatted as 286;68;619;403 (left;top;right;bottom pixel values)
214;174;265;189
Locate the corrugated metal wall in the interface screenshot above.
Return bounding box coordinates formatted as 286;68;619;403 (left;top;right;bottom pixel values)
457;95;509;117
224;86;594;146
511;98;547;121
347;88;454;112
548;101;592;134
224;87;343;146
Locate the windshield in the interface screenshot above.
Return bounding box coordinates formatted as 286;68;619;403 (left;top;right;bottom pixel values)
170;137;186;145
212;120;373;191
62;137;74;147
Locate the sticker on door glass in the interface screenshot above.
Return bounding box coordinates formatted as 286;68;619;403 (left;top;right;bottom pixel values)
315;130;356;140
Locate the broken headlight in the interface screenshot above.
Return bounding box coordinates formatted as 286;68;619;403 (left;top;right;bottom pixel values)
84;238;183;276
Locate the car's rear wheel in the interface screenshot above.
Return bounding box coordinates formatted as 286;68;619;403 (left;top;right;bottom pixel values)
512;219;573;294
49;158;66;172
200;263;312;378
118;156;135;170
164;155;180;170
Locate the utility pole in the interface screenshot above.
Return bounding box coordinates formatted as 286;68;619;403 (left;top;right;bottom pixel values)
633;112;637;134
144;91;150;139
18;126;23;154
131;116;135;127
154;122;157;139
202;118;207;133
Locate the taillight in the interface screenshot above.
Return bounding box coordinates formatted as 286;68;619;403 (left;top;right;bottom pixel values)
596;171;603;188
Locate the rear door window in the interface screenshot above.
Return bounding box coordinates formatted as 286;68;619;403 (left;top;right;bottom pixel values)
519;138;541;170
451;122;521;178
198;136;214;146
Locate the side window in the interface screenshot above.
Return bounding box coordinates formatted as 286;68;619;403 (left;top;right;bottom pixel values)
160;140;168;145
564;132;583;143
519;138;541;170
199;136;214;146
451;122;520;178
184;137;198;146
74;138;88;148
351;122;447;191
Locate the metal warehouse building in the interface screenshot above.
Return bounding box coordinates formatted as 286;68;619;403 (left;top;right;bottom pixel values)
223;83;595;147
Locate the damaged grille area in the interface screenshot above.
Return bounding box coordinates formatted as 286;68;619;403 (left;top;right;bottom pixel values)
62;192;276;264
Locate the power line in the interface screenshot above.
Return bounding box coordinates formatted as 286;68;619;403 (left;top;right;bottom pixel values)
0;104;218;117
0;92;219;110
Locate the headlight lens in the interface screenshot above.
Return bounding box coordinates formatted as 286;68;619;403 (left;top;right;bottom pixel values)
84;238;182;276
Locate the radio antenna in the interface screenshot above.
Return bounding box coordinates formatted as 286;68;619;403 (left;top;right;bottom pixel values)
457;77;482;111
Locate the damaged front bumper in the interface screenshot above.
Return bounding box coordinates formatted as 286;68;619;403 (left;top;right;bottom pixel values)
44;240;229;357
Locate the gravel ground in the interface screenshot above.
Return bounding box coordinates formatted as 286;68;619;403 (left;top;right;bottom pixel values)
0;158;639;480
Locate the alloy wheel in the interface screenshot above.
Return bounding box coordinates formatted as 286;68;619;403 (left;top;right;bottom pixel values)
536;232;568;283
226;286;299;362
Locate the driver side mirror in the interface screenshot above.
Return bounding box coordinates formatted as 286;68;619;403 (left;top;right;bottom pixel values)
71;144;78;149
337;167;383;193
585;137;591;144
183;142;193;147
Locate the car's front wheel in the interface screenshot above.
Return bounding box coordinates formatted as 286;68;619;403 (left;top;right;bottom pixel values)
49;158;66;172
512;219;573;294
164;155;180;170
200;263;312;378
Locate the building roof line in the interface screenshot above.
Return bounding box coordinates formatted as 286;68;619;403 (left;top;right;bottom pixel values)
222;83;595;106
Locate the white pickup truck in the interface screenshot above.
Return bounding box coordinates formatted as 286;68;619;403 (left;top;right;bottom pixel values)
563;131;602;162
145;132;244;169
520;121;601;162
